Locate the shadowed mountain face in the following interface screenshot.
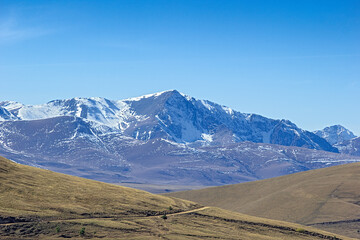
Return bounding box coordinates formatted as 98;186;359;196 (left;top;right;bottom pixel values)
0;90;357;187
0;107;18;121
335;137;360;156
0;115;358;187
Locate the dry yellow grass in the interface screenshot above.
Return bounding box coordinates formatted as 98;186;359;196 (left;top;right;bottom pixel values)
167;162;360;238
0;156;197;221
0;156;353;239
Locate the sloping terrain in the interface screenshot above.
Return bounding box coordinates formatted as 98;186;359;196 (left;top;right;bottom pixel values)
335;137;360;156
0;156;351;239
0;156;198;221
2;90;358;190
0;117;358;188
167;162;360;238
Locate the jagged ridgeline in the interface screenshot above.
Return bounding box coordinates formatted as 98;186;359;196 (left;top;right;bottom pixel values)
0;90;338;150
0;90;359;188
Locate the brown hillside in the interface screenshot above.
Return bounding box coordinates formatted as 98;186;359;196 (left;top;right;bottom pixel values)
0;156;352;239
167;162;360;238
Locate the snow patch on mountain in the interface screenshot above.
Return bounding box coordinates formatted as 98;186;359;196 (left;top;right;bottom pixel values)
0;90;339;152
123;90;172;101
201;133;214;142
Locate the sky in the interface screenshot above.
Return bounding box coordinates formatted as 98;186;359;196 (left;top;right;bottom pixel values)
0;0;359;135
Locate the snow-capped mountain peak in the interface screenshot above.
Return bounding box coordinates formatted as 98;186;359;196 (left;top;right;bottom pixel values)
0;90;338;152
123;89;186;102
2;90;360;188
314;125;357;145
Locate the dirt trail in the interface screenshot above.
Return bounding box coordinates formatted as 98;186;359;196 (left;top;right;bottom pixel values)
165;206;210;216
0;206;210;226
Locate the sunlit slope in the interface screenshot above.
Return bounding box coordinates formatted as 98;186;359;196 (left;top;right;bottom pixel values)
0;156;197;220
167;162;360;238
0;156;351;239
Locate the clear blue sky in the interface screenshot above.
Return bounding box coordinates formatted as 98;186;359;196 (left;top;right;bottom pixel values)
0;0;359;135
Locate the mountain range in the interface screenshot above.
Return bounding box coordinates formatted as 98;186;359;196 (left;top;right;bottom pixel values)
0;90;358;189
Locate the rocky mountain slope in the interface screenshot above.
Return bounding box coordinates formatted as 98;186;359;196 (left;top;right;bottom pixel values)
335;137;360;156
0;90;358;188
0;90;337;151
314;125;357;145
0;107;18;121
314;125;358;156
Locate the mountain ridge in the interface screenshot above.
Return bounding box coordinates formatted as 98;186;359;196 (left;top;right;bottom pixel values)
0;90;338;152
1;90;359;189
0;115;359;187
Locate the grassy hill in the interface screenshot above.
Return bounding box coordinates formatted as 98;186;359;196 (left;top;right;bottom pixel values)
0;156;352;239
167;162;360;239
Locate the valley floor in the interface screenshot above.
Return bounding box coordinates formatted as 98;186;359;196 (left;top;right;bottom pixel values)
114;183;207;194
